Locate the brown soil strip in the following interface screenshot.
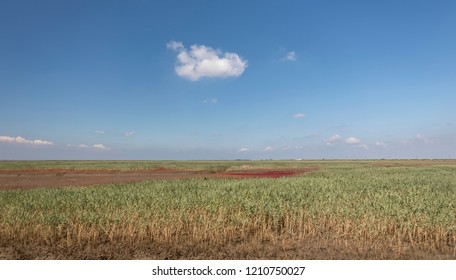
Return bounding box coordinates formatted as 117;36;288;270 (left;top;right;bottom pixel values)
0;167;319;190
1;236;452;260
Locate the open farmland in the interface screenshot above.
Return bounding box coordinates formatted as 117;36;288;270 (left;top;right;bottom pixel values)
0;160;455;259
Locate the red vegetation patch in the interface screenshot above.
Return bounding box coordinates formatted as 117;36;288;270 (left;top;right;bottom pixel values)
219;167;319;179
220;170;297;178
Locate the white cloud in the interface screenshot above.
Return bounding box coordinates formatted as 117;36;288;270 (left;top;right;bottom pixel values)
345;137;361;145
95;130;105;135
167;41;247;81
292;113;306;119
359;144;369;149
166;40;184;51
0;136;53;145
123;131;136;137
93;144;110;150
325;134;341;145
284;51;297;61
375;141;387;147
203;98;218;104
281;145;304;151
67;144;89;148
239;147;249;152
416;134;433;143
399;134;433;146
264;146;274;152
0;136;15;143
66;143;111;150
328;134;341;142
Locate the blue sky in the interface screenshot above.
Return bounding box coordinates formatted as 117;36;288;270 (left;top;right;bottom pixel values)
1;0;455;160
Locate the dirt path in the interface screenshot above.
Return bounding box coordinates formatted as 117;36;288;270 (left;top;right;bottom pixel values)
1;235;450;260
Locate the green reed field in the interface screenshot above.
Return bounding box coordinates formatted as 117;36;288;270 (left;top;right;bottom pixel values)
0;160;455;259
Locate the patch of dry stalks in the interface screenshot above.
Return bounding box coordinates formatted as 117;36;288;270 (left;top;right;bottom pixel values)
1;210;454;259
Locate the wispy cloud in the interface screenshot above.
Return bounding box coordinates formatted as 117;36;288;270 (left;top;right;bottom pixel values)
344;137;368;149
95;130;105;135
203;98;218;104
264;146;274;152
0;136;53;145
167;41;247;81
283;51;297;61
93;144;110;150
399;134;434;146
123;131;136;137
292;113;306;119
166;41;184;51
66;144;89;148
67;143;110;150
375;141;387;147
415;134;433;144
238;147;250;152
345;137;361;145
325;134;341;145
328;134;342;142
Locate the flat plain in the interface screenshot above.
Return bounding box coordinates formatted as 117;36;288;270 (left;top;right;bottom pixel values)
0;160;455;259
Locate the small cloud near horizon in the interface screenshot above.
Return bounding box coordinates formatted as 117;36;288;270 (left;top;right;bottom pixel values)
0;135;53;145
67;143;110;150
345;137;361;145
416;134;433;144
93;144;110;150
292;113;306;119
264;146;274;152
375;141;387;147
66;144;89;148
123;131;136;137
238;147;249;152
325;134;341;145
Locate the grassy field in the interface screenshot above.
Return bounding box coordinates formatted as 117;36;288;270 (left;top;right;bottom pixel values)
1;160;455;259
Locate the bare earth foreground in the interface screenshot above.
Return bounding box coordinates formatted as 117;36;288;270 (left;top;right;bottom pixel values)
1;160;455;259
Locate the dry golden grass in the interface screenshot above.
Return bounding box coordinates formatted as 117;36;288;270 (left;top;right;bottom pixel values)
1;210;455;259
